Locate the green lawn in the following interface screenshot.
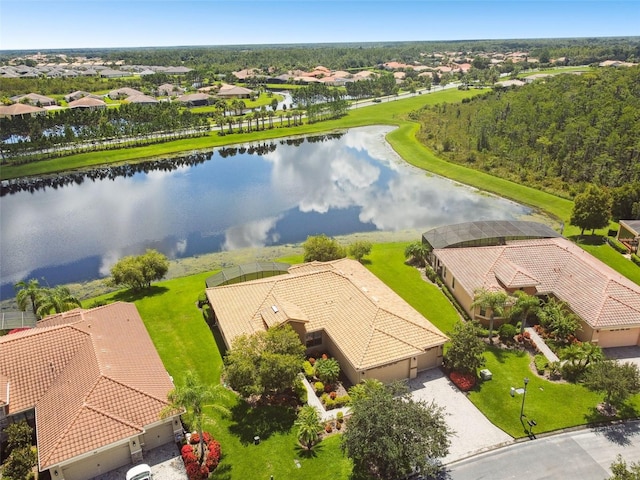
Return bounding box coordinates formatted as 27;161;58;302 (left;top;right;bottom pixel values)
469;347;640;438
577;241;640;286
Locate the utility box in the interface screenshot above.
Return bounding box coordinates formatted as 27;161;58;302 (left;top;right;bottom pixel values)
480;369;492;380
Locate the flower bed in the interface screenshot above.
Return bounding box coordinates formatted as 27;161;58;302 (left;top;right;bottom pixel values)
449;371;477;392
181;431;221;480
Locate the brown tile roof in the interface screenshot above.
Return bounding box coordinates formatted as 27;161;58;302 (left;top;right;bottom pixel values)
207;259;447;371
0;103;46;116
0;303;176;470
435;238;640;329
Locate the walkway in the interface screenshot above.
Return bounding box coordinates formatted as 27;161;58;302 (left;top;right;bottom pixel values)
300;375;350;422
525;327;559;362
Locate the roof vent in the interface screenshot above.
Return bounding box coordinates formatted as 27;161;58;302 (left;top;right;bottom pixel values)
271;305;279;313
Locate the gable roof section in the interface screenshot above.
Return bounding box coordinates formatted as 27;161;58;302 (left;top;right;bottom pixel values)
0;302;176;470
207;259;447;371
434;237;640;329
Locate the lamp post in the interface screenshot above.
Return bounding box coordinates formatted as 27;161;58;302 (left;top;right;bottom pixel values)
520;377;529;419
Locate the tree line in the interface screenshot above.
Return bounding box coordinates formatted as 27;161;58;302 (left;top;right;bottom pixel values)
412;66;640;218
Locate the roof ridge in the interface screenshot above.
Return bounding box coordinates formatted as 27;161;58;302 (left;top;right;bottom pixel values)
98;375;173;407
0;323;89;344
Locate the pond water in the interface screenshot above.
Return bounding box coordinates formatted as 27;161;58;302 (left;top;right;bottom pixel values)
0;126;532;300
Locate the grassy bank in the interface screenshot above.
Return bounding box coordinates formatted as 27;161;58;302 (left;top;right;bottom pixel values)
1;89;479;180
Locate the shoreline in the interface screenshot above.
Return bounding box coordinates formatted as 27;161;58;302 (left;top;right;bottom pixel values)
1;209;557;310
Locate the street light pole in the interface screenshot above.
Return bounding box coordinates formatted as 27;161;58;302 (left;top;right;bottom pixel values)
520;377;529;419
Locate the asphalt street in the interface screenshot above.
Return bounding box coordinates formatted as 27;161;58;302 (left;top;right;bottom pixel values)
445;421;640;479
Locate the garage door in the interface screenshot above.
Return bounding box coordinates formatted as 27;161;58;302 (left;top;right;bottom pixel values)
143;421;173;450
62;442;130;480
598;328;640;348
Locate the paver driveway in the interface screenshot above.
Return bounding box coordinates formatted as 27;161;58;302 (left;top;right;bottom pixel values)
408;368;513;463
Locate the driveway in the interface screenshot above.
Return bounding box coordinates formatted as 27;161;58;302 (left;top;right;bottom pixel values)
604;346;640;370
91;442;185;480
408;368;513;463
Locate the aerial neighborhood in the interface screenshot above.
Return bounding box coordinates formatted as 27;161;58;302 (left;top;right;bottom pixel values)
1;33;640;480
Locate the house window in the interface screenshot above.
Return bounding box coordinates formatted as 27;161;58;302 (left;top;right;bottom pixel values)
305;331;322;348
479;307;487;317
451;277;455;290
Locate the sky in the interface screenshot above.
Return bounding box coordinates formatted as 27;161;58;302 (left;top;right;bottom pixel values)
1;0;639;51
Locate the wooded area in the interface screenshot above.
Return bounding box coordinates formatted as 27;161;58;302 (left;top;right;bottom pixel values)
413;66;640;219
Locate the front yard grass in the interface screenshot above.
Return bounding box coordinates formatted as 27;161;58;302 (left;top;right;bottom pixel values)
468;347;640;438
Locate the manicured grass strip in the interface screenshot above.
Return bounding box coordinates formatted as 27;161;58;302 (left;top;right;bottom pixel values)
364;243;461;334
578;242;640;286
468;347;640;438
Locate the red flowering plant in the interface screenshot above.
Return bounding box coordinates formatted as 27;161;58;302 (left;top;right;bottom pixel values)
449;371;477;392
189;432;200;444
181;431;222;480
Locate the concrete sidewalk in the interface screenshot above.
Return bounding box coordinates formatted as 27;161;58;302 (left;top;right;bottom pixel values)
525;327;559;362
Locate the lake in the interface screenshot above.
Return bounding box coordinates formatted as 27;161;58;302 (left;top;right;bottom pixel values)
0;126;532;300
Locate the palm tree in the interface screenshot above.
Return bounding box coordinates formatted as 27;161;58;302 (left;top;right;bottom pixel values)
509;291;541;334
36;285;82;317
164;371;226;464
14;278;41;314
471;288;509;344
294;405;323;450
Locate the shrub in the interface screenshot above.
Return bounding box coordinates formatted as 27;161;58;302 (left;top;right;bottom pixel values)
308;357;316;365
632;254;640;267
449;371;477;391
303;360;315;378
336;411;344;423
314;381;324;395
329;391;337;400
498;323;518;343
294;377;308;404
334;395;351;407
197;291;208;308
324;397;336;410
190;432;200;444
325;423;333;433
607;237;629;254
548;361;562;379
202;304;213;324
534;354;548;374
424;265;438;282
181;444;194;456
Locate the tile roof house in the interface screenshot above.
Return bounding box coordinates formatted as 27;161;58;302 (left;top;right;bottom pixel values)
432;237;640;347
617;220;640;253
9;93;57;106
0;302;183;480
215;85;253;99
206;259;448;385
108;87;144;100
67;96;107;109
0;103;46;118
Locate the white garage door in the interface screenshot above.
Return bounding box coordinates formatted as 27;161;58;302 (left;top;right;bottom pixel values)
598;328;640;348
143;421;173;450
62;442;130;480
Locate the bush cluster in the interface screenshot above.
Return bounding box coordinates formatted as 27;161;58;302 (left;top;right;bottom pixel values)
607;237;630;254
534;354;548;374
181;432;221;480
449;371;476;391
632;254;640;267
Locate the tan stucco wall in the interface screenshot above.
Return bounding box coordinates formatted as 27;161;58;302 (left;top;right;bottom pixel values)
441;272;474;317
316;334;360;386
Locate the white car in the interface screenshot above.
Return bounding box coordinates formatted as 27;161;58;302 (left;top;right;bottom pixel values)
126;464;152;480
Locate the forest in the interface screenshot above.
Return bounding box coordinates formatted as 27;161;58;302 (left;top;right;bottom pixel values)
412;66;640;220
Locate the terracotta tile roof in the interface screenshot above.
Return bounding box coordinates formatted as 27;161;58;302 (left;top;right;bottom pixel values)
0;303;176;470
435;238;640;329
207;259;447;371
